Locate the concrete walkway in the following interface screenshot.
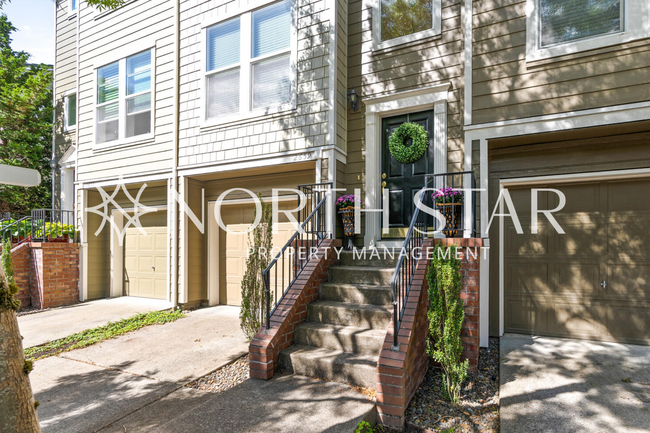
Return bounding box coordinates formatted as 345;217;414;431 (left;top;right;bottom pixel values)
500;334;650;433
19;297;172;348
30;306;248;433
98;375;376;433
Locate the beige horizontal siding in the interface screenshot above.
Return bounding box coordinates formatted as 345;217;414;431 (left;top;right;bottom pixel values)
75;0;175;182
472;0;650;123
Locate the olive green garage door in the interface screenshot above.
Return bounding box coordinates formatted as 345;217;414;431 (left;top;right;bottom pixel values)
504;178;650;345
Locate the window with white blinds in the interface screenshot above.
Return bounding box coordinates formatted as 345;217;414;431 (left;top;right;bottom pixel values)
205;0;294;121
540;0;623;47
95;49;153;145
527;0;647;61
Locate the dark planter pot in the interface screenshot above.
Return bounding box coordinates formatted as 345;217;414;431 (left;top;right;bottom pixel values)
437;202;462;237
338;207;356;250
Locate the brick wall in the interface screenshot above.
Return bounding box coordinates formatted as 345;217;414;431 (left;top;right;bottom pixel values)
10;243;32;309
376;239;432;429
376;238;483;428
10;242;80;310
434;238;483;373
249;238;341;380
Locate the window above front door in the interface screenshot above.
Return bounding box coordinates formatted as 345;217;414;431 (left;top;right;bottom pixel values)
371;0;442;52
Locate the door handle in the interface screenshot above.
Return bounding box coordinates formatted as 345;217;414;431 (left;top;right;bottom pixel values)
600;280;607;289
382;173;387;179
382;181;386;188
152;266;156;272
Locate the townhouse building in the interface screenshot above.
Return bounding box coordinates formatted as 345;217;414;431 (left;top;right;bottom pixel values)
52;0;650;349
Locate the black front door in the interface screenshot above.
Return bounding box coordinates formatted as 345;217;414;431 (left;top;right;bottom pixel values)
382;110;434;237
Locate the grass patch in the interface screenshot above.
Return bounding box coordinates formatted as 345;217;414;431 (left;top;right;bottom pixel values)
25;309;185;361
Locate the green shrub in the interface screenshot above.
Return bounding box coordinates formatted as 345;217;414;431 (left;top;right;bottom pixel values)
426;244;469;403
0;240;20;310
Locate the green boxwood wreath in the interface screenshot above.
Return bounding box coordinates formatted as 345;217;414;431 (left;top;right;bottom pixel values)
388;122;429;164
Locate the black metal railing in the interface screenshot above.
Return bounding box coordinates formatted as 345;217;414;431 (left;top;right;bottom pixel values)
389;171;477;348
0;209;77;245
263;183;332;330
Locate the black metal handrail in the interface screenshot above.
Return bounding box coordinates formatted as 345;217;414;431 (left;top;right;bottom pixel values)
263;183;332;330
389;187;427;349
0;216;33;245
389;171;477;348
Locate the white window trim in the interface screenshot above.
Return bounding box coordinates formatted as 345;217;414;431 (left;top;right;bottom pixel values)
92;47;156;151
200;0;298;129
526;0;650;62
63;89;77;132
68;0;77;18
370;0;442;52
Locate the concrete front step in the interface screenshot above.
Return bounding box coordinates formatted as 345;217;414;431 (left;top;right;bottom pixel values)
279;345;379;388
308;301;391;329
294;322;387;356
319;282;392;306
338;250;400;268
328;266;394;286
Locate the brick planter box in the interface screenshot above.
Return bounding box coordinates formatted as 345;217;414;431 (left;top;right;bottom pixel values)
9;242;80;310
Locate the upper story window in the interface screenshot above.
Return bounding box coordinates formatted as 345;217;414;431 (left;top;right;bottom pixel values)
527;0;649;62
540;0;622;47
95;49;152;145
64;92;77;131
372;0;442;51
69;0;77;13
204;0;294;122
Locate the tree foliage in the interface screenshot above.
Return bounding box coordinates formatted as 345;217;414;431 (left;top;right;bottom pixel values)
0;240;19;310
426;245;469;403
0;14;52;213
240;194;273;341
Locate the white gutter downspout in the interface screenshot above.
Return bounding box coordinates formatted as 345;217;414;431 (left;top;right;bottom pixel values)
51;0;57;208
171;0;180;309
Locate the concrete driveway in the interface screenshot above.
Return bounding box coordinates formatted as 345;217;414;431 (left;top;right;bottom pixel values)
500;333;650;433
19;297;172;348
29;306;248;433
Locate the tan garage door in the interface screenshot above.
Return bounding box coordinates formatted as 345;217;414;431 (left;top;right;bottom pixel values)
504;178;650;345
124;222;167;300
219;203;297;306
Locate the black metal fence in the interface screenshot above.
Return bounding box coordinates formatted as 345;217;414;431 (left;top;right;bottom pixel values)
263;183;332;330
0;209;77;245
389;171;477;348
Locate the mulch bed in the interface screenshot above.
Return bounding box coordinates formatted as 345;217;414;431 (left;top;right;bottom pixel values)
186;356;249;393
380;337;500;433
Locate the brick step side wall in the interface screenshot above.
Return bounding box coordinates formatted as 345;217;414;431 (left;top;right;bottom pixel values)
376;238;483;429
249;238;341;380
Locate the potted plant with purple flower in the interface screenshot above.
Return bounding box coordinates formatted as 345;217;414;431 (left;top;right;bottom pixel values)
433;188;464;237
337;194;362;249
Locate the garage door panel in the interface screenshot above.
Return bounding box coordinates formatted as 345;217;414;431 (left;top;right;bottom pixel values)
549;182;601;214
506;299;549;333
550;302;607;338
553;222;606;257
505;222;548;256
506;262;550;294
608;179;650;212
555;263;601;296
607;263;650;299
607;305;649;344
608;219;650;257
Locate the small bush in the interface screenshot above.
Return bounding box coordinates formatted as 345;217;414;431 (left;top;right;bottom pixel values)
239;193;273;341
0;240;19;310
426;244;469;403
